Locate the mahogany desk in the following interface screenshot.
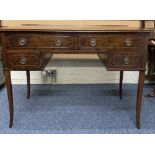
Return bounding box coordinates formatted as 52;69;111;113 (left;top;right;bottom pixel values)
0;25;150;128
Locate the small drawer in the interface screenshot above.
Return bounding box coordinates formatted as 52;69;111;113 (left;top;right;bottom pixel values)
7;33;75;49
108;51;145;70
78;34;145;49
8;53;42;69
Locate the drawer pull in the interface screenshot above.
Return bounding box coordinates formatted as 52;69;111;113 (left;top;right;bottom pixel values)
18;38;27;46
90;38;96;47
19;56;27;65
123;57;130;65
55;39;62;47
124;38;132;47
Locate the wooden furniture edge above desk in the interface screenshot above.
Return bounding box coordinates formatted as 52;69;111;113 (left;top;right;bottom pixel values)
0;25;151;128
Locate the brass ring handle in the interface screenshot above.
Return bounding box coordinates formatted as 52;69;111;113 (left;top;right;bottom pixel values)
18;38;27;46
123;57;130;65
19;56;27;65
90;38;96;47
124;38;132;47
55;39;62;47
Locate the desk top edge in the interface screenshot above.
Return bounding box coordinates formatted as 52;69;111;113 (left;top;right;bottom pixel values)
0;25;152;32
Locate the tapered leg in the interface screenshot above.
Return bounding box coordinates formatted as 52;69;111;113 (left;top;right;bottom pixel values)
119;71;123;99
3;70;14;128
26;70;30;99
136;71;145;129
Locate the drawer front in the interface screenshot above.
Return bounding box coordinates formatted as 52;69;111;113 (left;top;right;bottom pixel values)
8;53;42;69
78;34;145;49
108;51;145;70
7;33;75;49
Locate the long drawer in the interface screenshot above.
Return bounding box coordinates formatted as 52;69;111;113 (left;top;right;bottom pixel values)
78;34;145;49
6;33;145;50
7;33;75;49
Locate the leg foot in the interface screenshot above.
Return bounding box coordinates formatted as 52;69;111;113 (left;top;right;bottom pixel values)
26;70;30;99
119;71;123;99
136;71;145;129
4;70;14;128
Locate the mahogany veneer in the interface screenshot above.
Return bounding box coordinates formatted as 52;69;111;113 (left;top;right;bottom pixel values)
0;25;151;128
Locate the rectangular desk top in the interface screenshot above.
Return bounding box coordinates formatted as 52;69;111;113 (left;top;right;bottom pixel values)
0;24;152;32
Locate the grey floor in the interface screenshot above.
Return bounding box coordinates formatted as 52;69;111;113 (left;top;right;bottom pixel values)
0;84;155;134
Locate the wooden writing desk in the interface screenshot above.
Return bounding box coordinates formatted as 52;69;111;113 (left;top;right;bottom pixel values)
0;25;150;128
